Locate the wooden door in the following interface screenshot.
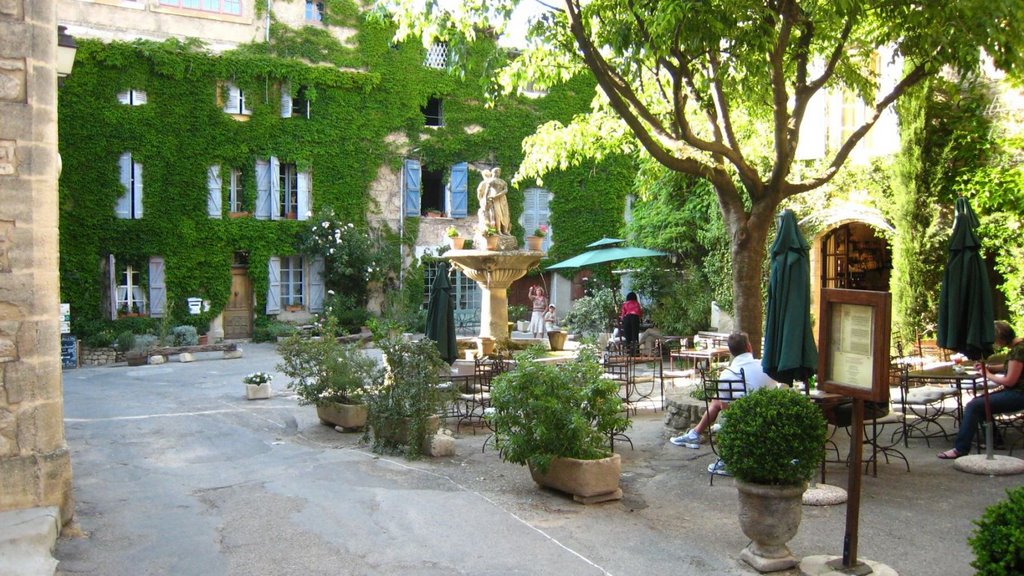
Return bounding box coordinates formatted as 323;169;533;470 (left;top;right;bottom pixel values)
223;267;253;339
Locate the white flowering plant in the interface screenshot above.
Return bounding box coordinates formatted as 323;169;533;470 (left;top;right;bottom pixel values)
243;371;273;386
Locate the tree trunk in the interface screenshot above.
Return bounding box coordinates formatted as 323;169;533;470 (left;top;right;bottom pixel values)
719;191;778;357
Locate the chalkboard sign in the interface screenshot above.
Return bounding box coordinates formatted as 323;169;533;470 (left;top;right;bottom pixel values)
60;334;77;369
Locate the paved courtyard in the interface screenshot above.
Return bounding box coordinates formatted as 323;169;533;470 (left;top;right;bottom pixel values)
55;342;1020;575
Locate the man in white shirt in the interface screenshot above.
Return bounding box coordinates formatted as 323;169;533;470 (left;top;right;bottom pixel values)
670;332;778;449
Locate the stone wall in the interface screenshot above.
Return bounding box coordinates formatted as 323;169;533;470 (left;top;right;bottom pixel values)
79;346;119;366
0;0;74;524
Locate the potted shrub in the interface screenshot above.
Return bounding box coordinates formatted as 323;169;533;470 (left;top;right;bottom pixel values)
969;486;1024;575
488;344;630;503
446;225;465;250
242;371;273;400
277;316;379;431
366;335;453;458
716;387;827;572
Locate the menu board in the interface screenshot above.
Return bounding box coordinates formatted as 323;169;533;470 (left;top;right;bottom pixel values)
818;289;890;401
60;334;78;369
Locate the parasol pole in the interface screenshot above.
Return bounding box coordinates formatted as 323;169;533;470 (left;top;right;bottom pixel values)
979;360;994;460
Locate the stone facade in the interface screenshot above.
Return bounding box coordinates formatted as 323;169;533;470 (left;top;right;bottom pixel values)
79;346;119;366
0;0;74;524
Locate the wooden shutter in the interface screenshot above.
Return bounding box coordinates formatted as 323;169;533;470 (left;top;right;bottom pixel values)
403;158;421;217
308;256;325;312
117;90;130;104
134;90;147;105
297;169;311;220
223;83;240;114
116;153;132;219
255;159;272;219
280;82;292;118
132;160;144;218
105;254;117;320
266;256;281;314
270;157;281;220
449;162;468;218
207;165;222;218
149;256;166;318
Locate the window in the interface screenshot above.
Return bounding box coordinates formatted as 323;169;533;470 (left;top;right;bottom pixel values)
266;256;324;313
279;163;299;218
305;1;324;21
281;83;310;119
116;152;143;219
116;89;147;105
105;255;165;319
280;256;304;307
423;262;480;333
255;157;310;220
160;0;241;15
424;42;448;69
222;82;251;116
228;168;244;212
402;159;468;218
422;97;443;127
521;188;552;251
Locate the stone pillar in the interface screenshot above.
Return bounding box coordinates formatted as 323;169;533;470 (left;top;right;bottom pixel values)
0;0;74;524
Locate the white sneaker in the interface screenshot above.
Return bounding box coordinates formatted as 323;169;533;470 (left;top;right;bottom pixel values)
707;459;731;476
669;429;700;448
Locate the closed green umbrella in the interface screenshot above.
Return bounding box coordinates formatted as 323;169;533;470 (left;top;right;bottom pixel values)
937;197;994;361
425;262;456;364
761;210;818;384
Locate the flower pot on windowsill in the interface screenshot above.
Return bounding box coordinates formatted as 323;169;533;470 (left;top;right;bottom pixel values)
228;211;250;219
449;236;466;250
284;212;298;220
285;304;303;312
526;235;544;251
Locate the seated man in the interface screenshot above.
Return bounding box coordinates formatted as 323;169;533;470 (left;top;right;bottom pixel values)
670;331;778;448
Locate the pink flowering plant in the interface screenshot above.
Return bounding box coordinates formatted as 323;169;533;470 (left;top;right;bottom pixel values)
533;224;548;238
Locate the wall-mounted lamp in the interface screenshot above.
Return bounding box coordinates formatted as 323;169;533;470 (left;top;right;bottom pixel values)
57;25;78;78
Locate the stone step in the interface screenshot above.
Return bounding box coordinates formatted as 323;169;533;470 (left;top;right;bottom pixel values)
0;507;60;576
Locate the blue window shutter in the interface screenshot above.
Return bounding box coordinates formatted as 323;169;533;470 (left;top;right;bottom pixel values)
280;82;292;118
297;169;310;220
107;254;117;320
255;159;271;219
270;156;281;220
266;256;281;314
308;256;325;312
449;162;468;218
207;165;222;218
403;159;421;217
116;153;132;219
149;256;166;318
133;160;144;218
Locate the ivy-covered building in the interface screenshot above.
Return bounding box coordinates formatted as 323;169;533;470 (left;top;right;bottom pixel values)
57;0;632;344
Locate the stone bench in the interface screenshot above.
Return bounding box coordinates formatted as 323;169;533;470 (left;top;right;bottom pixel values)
146;343;242;364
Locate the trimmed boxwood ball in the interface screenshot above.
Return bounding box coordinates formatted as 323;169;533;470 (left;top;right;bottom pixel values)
717;387;827;486
970;486;1024;575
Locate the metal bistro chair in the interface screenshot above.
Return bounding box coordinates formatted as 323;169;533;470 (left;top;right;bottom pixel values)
601;349;635;451
455;354;508;434
699;366;747;486
892;364;959;447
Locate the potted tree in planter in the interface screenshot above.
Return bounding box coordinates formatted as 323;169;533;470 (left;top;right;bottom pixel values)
277;316;379;431
366;335;453;458
716;387;827;572
488;344;631;503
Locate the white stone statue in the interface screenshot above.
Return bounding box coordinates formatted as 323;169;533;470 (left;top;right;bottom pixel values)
477;167;511;235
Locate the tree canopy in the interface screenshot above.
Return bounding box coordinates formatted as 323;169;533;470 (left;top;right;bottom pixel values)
380;0;1024;348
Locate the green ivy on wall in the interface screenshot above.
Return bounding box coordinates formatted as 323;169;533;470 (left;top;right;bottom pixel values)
58;13;636;341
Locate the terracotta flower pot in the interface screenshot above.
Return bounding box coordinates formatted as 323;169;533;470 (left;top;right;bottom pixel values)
547;330;567;351
449;236;466;250
528;453;622;504
526;235;543;251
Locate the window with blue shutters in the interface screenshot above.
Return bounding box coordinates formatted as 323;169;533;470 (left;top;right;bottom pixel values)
207;165;222;218
403;159;421;217
521;188;552;251
405;159;471;218
448;162;468;218
116;152;143;219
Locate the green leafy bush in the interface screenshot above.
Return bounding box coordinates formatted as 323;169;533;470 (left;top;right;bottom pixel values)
277;316;379;406
169;325;198;346
970;486;1024;575
366;335;451;459
253;319;299;343
115;330;135;353
488;344;630;473
563;288;617;337
717;388;826;485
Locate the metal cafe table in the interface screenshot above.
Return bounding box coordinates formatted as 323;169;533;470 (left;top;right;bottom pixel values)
668;346;731;373
906;364;988;425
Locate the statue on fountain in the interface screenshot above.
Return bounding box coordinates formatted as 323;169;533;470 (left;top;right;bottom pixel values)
477;167;511;235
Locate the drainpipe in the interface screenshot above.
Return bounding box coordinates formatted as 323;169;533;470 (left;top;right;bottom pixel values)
398;167;404;291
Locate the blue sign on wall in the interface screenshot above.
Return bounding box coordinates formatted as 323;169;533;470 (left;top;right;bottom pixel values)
61;334;77;369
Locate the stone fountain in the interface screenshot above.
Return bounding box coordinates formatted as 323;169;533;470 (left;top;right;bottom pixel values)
445;167;542;345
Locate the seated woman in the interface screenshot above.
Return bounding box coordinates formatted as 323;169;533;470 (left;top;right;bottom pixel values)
938;320;1024;459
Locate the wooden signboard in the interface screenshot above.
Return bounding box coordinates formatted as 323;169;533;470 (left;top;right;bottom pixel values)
817;288;891;403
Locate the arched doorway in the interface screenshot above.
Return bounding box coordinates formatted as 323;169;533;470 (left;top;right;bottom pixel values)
819;222;891;291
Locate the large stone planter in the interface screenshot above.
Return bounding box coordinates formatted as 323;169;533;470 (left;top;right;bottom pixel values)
373;414;440;447
317;402;369;431
735;480;807;572
528;453;622;504
245;383;272;400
